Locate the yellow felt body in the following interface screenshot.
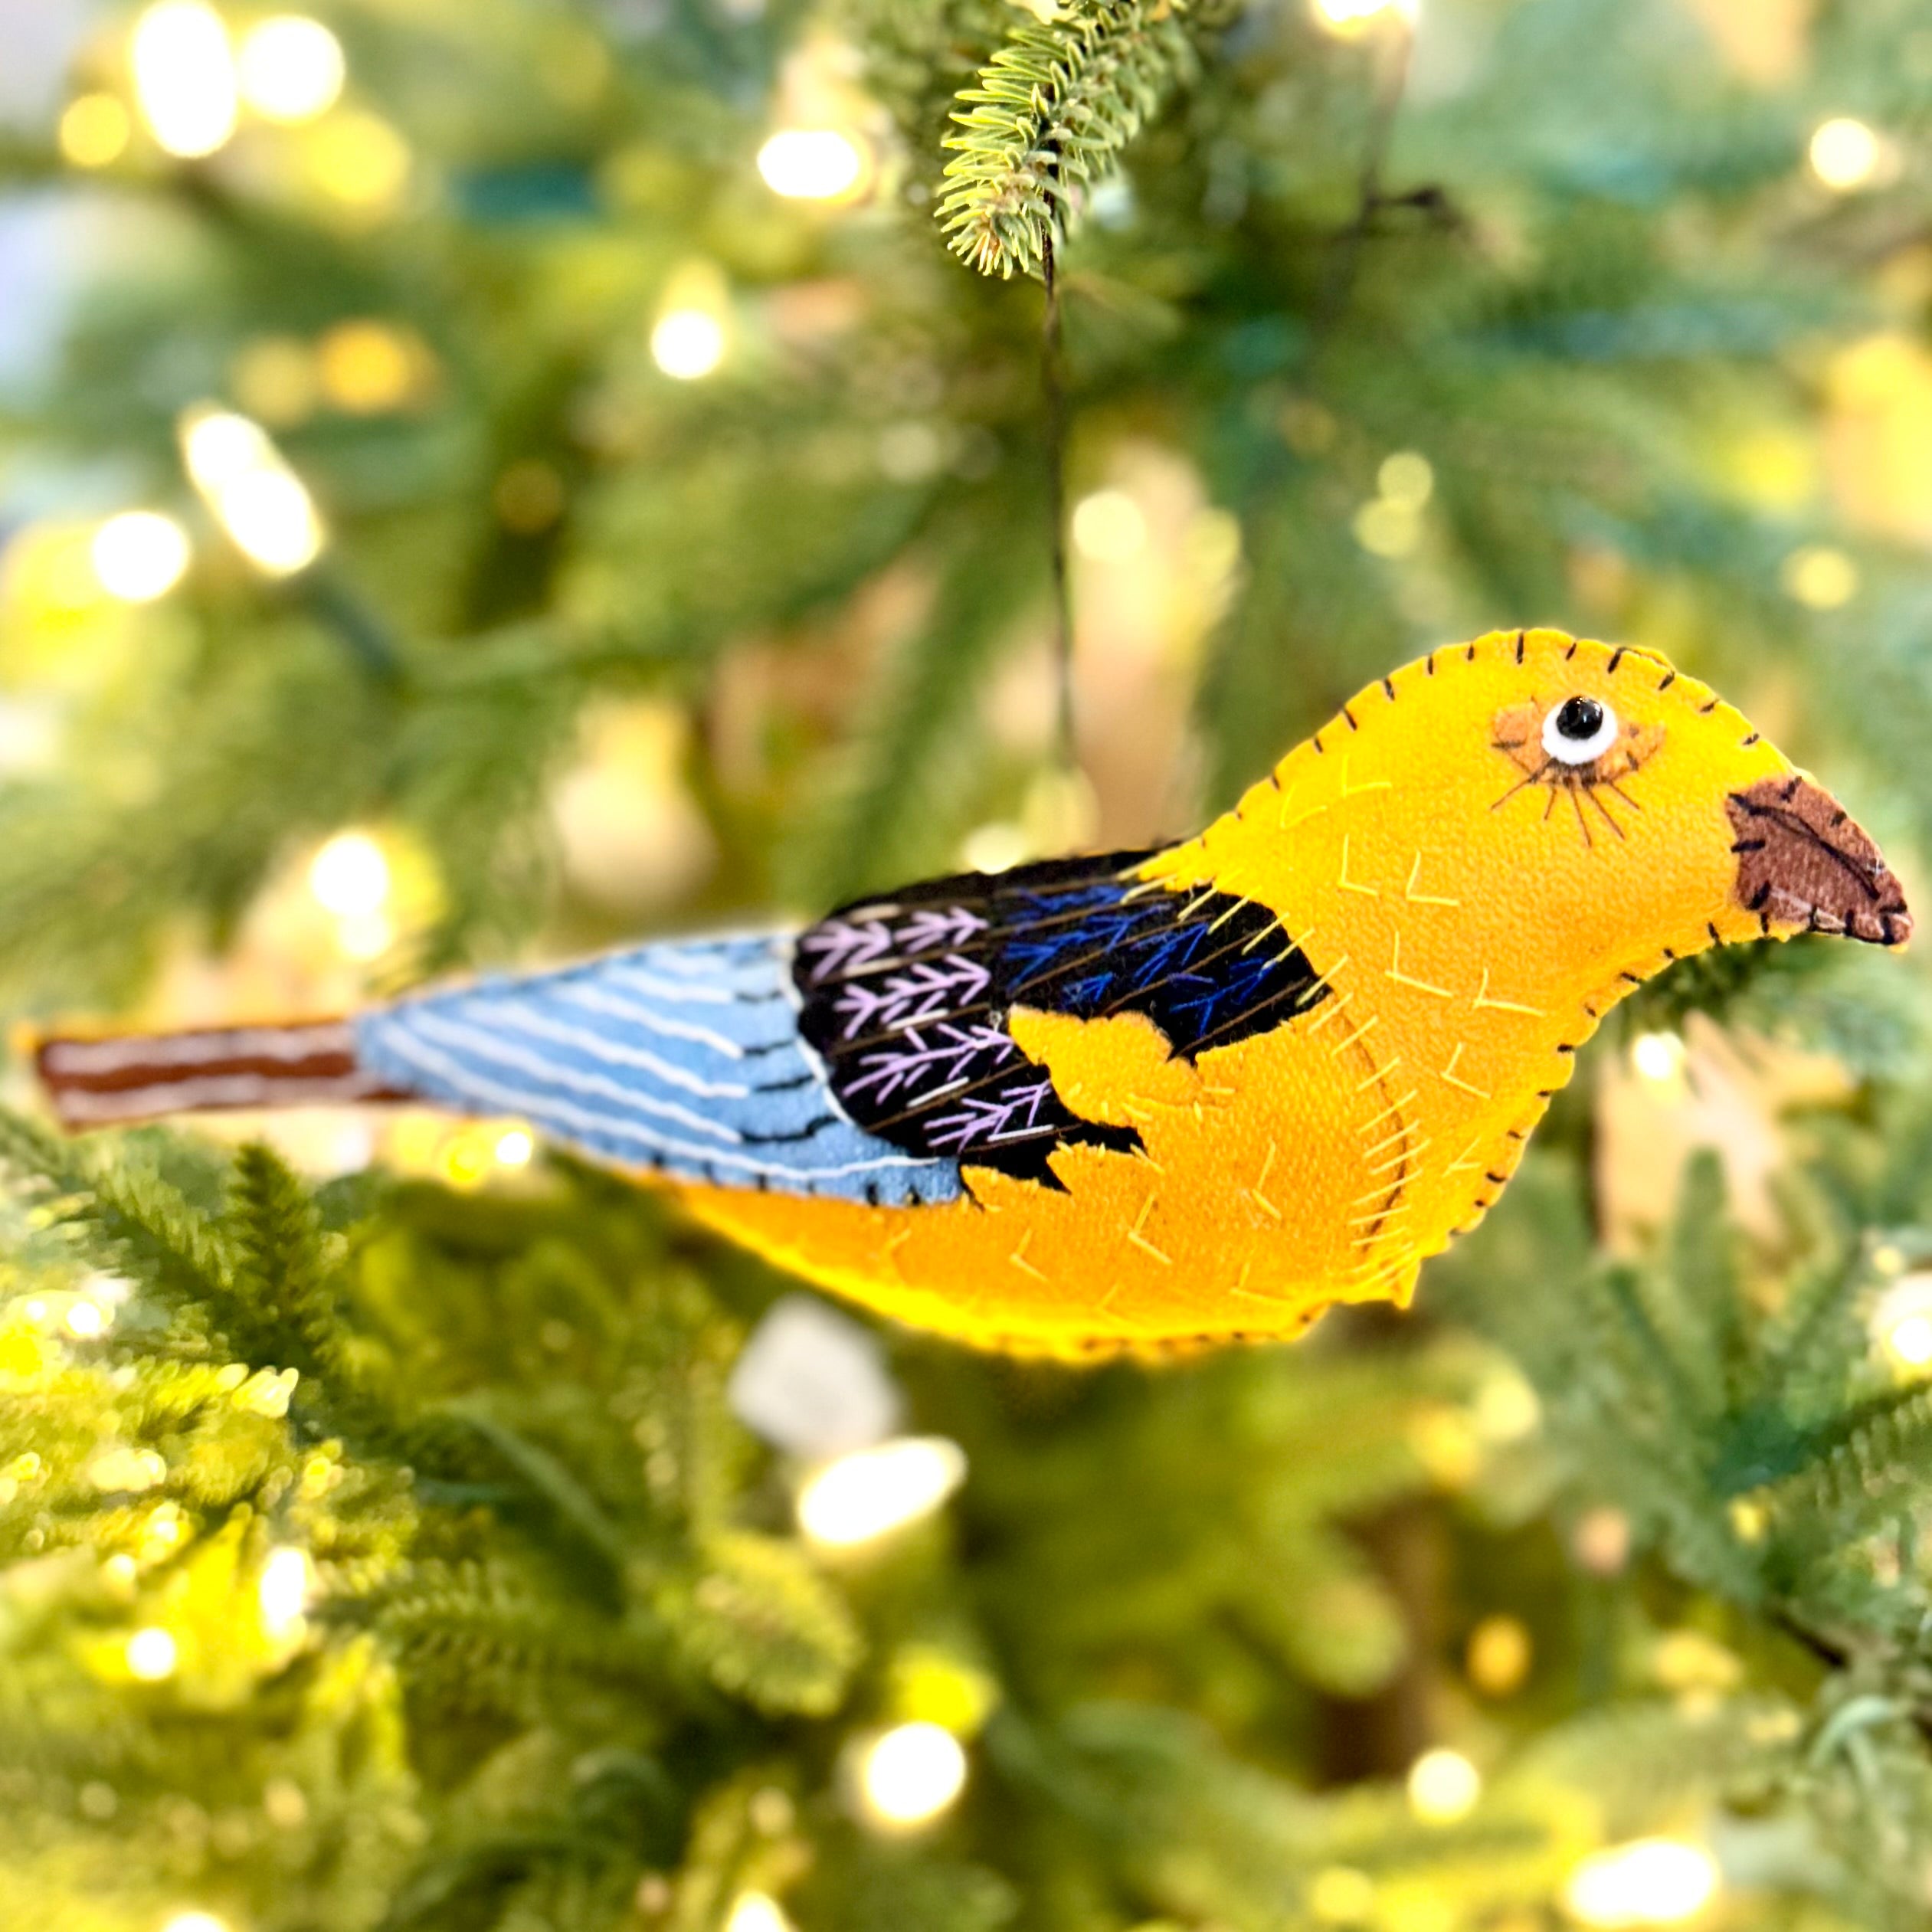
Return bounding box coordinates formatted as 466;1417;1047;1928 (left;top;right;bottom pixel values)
676;630;1803;1356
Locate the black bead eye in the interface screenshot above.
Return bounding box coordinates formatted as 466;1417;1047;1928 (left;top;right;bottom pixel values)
1542;695;1618;765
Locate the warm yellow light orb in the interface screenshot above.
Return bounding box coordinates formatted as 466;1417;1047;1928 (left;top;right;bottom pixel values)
723;1893;794;1932
162;1914;231;1932
218;470;326;575
65;1299;109;1339
1809;117;1882;192
237;16;347;123
1780;545;1858;611
126;1626;179;1680
1406;1746;1481;1823
90;511;192;602
1311;0;1419;36
494;1128;535;1167
1378;450;1434;508
130;1;238;159
309;832;391;919
259;1546;312;1635
651;309;727;380
757;129;866;201
856;1721;969;1829
1563;1839;1719;1927
1070;488;1148;562
60;93;133;168
796;1436;967;1550
1629;1030;1685;1086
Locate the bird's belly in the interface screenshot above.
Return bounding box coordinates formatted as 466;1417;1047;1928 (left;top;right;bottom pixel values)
667;1023;1434;1357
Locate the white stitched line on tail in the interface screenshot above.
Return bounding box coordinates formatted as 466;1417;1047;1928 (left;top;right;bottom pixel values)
41;1025;356;1075
378;1010;748;1142
366;1026;936;1180
477;1003;754;1100
548;981;755;1059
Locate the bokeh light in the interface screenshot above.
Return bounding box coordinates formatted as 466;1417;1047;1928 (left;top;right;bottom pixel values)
796;1436;967;1549
724;1894;794;1932
130;1;238;159
59;93;132;168
1311;0;1419;34
237;15;347;123
1780;544;1858;610
309;833;391;919
651;310;727;380
162;1915;230;1932
1871;1273;1932;1375
757;129;867;200
1563;1839;1719;1927
856;1721;968;1829
1809;116;1882;192
1071;489;1148;562
1629;1030;1685;1086
126;1626;179;1680
178;405;326;575
259;1547;312;1636
1406;1747;1481;1822
90;511;192;602
494;1128;535;1167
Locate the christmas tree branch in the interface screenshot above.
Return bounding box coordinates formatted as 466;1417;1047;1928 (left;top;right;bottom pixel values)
937;0;1218;280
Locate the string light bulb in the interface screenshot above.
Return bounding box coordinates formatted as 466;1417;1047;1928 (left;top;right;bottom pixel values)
129;2;239;159
91;510;192;602
1406;1747;1481;1823
724;1894;794;1932
1871;1273;1932;1375
126;1626;179;1680
258;1546;312;1636
1563;1839;1718;1927
178;404;326;575
1809;117;1884;193
237;15;346;123
1311;0;1419;36
855;1721;968;1830
796;1436;967;1550
757;129;867;201
60;93;133;168
651;309;726;381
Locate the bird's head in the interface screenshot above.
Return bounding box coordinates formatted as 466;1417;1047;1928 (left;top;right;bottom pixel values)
1302;629;1910;995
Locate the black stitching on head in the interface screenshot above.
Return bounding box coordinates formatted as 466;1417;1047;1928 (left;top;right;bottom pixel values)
1505;1127;1525;1140
1658;671;1675;690
1620;970;1643;984
1426;651;1436;675
1760;911;1773;935
1555;1043;1575;1054
1485;1171;1508;1184
1342;706;1359;732
1780;776;1802;801
1698;699;1718;714
1748;882;1770;910
1313;733;1325;755
1707;921;1722;944
1381;676;1395;701
1607;647;1626;673
1662;946;1678;961
1741;732;1760;747
1564;640;1579;660
1514;631;1525;663
1465;641;1476;661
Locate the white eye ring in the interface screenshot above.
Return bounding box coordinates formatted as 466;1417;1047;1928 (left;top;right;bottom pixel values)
1542;695;1619;766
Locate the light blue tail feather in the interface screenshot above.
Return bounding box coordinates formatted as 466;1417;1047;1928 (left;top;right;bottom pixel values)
353;935;964;1206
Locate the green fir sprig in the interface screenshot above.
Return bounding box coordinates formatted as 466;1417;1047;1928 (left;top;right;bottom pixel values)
936;0;1220;278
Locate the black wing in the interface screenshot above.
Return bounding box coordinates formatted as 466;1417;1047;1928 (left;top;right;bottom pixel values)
791;852;1329;1189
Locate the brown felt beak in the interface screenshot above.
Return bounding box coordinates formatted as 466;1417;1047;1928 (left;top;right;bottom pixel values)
1727;777;1912;947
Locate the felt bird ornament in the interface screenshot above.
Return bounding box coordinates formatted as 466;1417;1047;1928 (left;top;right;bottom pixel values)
36;629;1913;1357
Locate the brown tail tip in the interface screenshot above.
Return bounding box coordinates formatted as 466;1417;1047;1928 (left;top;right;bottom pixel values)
34;1019;401;1131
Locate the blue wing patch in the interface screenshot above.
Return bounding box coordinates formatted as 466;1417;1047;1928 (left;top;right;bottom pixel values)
352;935;964;1206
